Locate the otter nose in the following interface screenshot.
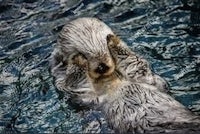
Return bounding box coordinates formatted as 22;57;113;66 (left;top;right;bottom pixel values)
95;63;110;74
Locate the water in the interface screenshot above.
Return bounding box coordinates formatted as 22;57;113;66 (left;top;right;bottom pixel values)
0;0;200;133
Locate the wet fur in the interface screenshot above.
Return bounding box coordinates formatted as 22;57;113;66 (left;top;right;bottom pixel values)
98;81;200;133
107;34;169;92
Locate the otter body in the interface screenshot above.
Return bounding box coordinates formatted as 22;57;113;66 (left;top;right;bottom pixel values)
51;17;200;133
98;80;200;133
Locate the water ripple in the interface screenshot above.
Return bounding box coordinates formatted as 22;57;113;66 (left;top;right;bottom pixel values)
0;0;200;133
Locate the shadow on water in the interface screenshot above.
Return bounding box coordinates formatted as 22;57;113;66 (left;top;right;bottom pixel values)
0;0;200;133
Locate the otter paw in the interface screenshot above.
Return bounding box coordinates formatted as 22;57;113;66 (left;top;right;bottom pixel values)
106;34;120;48
72;54;88;68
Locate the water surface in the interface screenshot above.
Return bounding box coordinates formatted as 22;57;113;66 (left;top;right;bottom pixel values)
0;0;200;133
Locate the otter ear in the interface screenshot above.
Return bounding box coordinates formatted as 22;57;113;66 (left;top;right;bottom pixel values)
106;34;120;46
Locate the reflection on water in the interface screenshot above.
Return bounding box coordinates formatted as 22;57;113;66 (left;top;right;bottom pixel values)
0;0;200;133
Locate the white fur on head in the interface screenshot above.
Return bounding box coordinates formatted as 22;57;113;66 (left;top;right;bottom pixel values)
58;17;114;57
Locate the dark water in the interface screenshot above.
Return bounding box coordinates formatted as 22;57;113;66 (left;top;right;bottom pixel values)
0;0;200;133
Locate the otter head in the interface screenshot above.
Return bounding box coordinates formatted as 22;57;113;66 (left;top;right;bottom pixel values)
57;18;117;78
59;18;123;80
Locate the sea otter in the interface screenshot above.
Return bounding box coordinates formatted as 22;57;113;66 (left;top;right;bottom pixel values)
73;35;200;133
50;17;168;108
50;17;200;133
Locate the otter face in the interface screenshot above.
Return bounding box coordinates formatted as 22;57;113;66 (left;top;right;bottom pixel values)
79;34;120;80
69;51;115;80
87;53;115;79
69;34;124;82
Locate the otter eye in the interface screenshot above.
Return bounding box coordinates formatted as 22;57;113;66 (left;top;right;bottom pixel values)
95;63;110;74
